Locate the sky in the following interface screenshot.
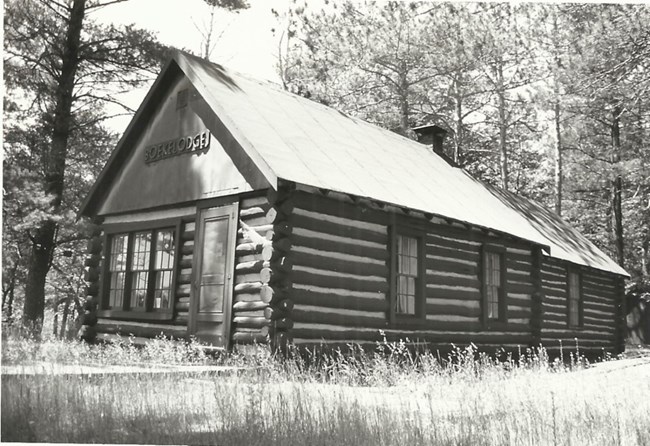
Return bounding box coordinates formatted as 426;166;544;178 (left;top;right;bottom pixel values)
91;0;289;132
89;0;621;134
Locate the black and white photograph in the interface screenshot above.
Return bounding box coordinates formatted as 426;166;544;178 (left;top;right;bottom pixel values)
2;0;649;444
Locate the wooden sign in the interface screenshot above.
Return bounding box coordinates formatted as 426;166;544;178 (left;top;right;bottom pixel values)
144;130;211;164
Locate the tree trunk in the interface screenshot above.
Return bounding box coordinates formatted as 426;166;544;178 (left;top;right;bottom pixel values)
53;310;59;337
643;199;650;278
397;63;409;136
22;0;86;335
611;106;625;269
7;286;15;321
60;295;71;339
552;9;562;216
2;262;18;317
642;238;649;278
553;97;562;216
2;264;18;321
496;61;508;190
453;75;463;165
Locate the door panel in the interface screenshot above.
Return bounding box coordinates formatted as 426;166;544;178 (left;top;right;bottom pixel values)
190;203;237;348
198;216;229;315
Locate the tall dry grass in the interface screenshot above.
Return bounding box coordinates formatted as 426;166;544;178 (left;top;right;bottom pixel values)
2;336;649;445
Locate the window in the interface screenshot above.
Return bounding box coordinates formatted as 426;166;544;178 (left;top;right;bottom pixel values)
482;246;506;324
176;88;188;109
567;269;582;327
102;227;176;317
396;235;419;315
107;234;128;309
390;228;425;322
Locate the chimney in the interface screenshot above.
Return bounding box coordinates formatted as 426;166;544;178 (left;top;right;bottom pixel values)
412;124;457;167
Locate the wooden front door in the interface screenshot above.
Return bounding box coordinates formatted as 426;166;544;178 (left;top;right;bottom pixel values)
190;203;238;348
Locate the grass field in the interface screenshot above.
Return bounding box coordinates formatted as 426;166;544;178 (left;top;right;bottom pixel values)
2;336;649;445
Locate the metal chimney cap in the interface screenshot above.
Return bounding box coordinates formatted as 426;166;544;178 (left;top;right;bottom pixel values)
411;124;448;136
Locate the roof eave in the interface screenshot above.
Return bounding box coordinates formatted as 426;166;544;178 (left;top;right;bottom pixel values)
292;181;552;253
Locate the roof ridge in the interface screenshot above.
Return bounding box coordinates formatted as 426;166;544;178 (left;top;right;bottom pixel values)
175;51;433;152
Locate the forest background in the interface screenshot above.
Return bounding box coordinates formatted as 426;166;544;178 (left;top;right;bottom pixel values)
3;0;649;340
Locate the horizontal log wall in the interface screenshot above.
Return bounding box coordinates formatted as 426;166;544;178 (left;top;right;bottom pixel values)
289;191;390;347
173;219;195;327
288;190;536;351
424;227;534;349
231;194;279;348
540;256;620;356
79;222;104;342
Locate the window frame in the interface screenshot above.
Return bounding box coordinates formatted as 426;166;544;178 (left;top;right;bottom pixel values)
389;223;426;326
98;218;181;321
566;266;583;328
480;244;508;327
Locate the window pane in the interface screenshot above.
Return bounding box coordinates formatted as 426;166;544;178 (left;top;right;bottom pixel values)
490;299;499;320
200;284;224;313
130;271;149;309
131;232;151;271
398;276;404;296
153;270;173;309
407;295;415;315
397;293;411;314
410;237;417;256
155;230;175;270
109;271;125;309
154;289;170;310
110;234;129;271
199;217;228;313
410;257;417;275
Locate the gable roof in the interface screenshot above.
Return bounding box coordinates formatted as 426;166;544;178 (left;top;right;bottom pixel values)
82;51;627;277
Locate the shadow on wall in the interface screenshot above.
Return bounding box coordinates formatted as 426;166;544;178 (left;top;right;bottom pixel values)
626;281;650;345
481;180;616;269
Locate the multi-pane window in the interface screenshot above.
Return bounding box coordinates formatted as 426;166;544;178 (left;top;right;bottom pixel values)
482;247;506;323
484;251;502;320
107;234;129;309
394;233;422;317
104;228;175;313
568;270;582;327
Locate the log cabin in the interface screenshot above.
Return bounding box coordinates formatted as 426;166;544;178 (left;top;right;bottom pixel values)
79;51;629;357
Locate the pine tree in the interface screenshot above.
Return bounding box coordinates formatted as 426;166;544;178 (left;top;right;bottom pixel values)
4;0;166;335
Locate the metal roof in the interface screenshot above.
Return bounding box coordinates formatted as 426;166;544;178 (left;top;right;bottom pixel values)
179;55;548;237
178;52;628;276
85;52;628;277
486;186;628;277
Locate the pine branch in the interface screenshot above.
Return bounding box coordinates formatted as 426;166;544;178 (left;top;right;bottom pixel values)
86;0;131;11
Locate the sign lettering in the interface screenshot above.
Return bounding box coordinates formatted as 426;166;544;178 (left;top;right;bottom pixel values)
144;130;211;164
